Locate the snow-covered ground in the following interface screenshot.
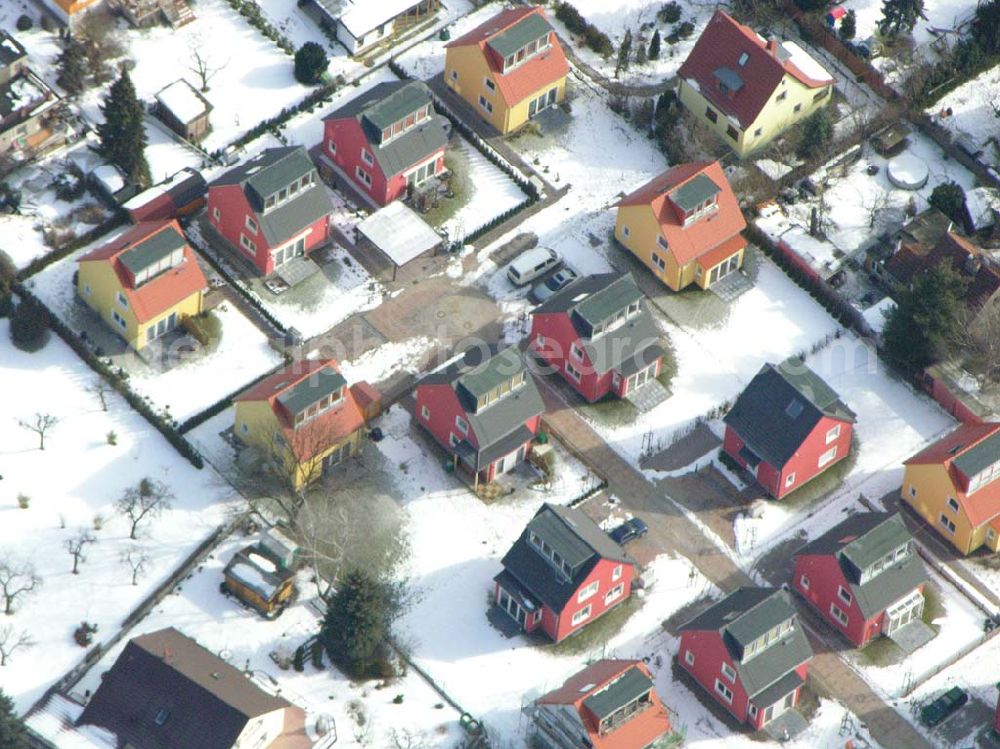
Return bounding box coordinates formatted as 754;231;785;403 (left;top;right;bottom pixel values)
0;318;233;713
928;62;1000;168
26;230;284;423
395;4;503;81
842;0;980;54
143;117;207;185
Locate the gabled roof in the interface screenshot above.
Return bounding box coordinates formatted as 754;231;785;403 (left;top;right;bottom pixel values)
499;504;633;611
796;512;928;619
77;221;207;324
78;628;289;749
210;147;332;246
679;587;813;699
533;272;665;375
616;162;747;266
928;231;1000;311
420;346;545;451
324;80;449;177
445;6;569;108
724;358;855;469
234;359;369;461
678;10;832;129
536;660;671;749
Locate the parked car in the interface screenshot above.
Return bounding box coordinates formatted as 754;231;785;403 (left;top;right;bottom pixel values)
530;267;579;302
507;247;561;286
920;687;968;727
609;517;648;545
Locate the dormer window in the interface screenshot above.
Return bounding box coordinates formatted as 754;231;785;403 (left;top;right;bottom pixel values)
265;195;276;210
154;709;169;726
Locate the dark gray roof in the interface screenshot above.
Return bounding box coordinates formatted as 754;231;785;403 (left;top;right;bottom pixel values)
851;554;927;620
712;67;745;94
78;628;288;749
118;224;186;277
0;32;27;68
671;172;723;213
259;183;332;246
572;274;645;329
458;345;525;398
277;365;346;417
952;430;1000;478
751;669;804;709
500;504;633;611
165;169;207;207
456;423;535;470
0;71;47;120
723;359;855;469
326;81;450;179
582;666;653;720
486;12;552;58
582;310;663;375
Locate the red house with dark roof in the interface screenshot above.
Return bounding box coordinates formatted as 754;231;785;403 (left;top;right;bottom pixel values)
529;272;666;402
793;512;928;647
494;503;635;643
533;660;671;749
676;10;833;155
320;80;450;207
723;358;855;499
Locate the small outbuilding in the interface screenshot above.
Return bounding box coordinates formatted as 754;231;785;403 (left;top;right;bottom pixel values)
870;122;911;156
223;531;299;618
356;200;443;279
155;79;212;141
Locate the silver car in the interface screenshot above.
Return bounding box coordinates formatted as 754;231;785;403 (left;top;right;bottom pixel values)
530;267;579;303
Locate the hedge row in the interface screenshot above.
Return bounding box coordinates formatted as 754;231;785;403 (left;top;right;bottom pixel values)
16;213;127;282
462;198;533;247
177;359;289;434
224;0;295;55
553;2;613;56
14;285;205;469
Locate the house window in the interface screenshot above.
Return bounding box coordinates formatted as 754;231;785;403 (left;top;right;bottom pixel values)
604;582;624;604
327;139;338;156
571;605;592;626
241;423;249;435
749;704;758;719
612;564;622;581
212;206;220;221
705;107;718;123
826;425;841;444
939;513;956;534
484;77;496;92
785;472;796;487
154;708;169;726
909;485;916;498
800;574;810;590
721;661;737;683
455;415;469;435
738;51;750;66
449;433;460;448
111;309;127;330
533;610;542;623
565;361;582;382
726;125;739;141
777;91;787;102
240;233;256;255
245;216;258;235
355;166;372;188
421;405;430;420
947;497;959;513
684;650;695;666
570;343;584;361
361;149;374;166
478;95;493;113
450;69;458;81
578;581;599;603
838;586;853;605
814;88;829;101
622;225;630;238
830;602;849;627
818;446;838;468
714;679;734;703
651;253;666;272
656;235;668;250
794;103;802;113
116;291;128;309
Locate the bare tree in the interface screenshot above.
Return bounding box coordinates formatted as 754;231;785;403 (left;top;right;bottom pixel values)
0;624;32;666
389;729;430;749
0;558;41;615
115;478;173;540
865;188;892;230
17;412;58;450
119;544;150;586
65;530;96;574
956;303;1000;381
188;44;228;92
87;380;111;412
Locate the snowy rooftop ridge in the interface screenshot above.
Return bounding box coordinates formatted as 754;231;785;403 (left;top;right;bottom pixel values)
780;40;833;83
155;79;211;124
26;694;118;749
339;0;422;36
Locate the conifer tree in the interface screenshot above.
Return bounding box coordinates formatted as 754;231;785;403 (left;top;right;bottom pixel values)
56;35;88;96
878;0;926;37
96;68;150;187
616;28;633;76
0;689;28;749
648;28;662;60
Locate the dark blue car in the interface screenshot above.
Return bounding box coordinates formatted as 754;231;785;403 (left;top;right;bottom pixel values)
609;517;648;545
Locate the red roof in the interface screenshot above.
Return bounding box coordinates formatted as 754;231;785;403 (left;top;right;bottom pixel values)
235;359;371;462
537;660;670;749
446;6;569;108
905;422;1000;527
930;232;1000;310
78;220;207;324
617;161;746;266
678;10;833;129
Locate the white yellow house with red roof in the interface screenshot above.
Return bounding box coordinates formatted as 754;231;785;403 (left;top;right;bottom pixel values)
76;220;207;351
902;422;1000;556
443;6;569;135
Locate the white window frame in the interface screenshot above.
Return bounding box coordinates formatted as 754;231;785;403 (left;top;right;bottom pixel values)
212;206;220;221
818;445;838;468
449;433;460;448
571;604;592;626
830;602;849;627
361;148;374;166
116;291;129;309
622;225;630;238
604;582;624;605
420;405;430;420
565;361;582;383
570;343;584;361
478;95;493;113
714;679;734;703
577;581;598;603
721;661;737;683
939;513;956;534
651;252;666;272
826;424;841;444
785;472;796;488
612;564;622;581
111;309;127;330
656;234;668;250
837;586;853;605
800;574;810;591
684;650;695;666
947;497;959;513
355;166;372;188
484;77;496;92
327;139;337;155
449;69;458;81
240;233;256;255
455;415;469;435
245;215;258;235
909;485;916;498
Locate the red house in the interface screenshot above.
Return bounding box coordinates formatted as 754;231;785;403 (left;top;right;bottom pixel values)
206;146;333;277
678;587;813;730
530;272;666;403
415;345;545;486
793;512;928;648
321;80;450;207
533;659;671;749
494;503;635;643
723;358;856;499
124;167;207;224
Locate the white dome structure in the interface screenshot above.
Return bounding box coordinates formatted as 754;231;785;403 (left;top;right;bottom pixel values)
887;154;929;190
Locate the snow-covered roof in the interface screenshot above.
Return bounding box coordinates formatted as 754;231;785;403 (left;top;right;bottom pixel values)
339;0;420;36
91;165;126;194
862;297;895;335
965;186;999;230
228;561;278;599
781;41;833;83
26;694;118;749
357;201;442;267
155;79;211;124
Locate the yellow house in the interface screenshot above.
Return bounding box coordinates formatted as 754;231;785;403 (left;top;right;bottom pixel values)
233;360;380;490
902;422;1000;556
444;5;569;135
676;10;834;157
76;219;207;351
615;161;747;292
